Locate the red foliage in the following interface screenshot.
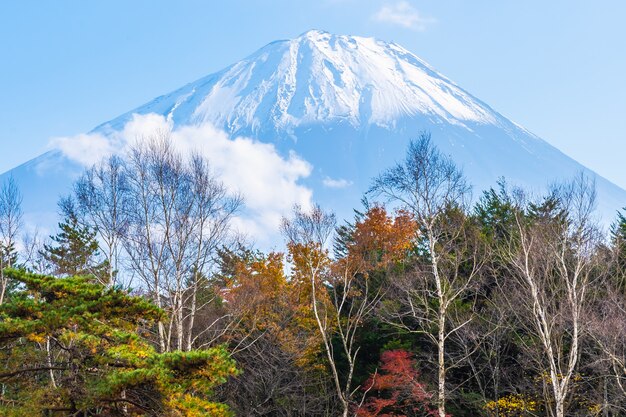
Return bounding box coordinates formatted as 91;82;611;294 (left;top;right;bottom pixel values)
356;350;437;417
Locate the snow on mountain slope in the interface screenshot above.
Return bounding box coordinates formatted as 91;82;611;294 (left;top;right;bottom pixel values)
2;30;625;241
98;30;511;135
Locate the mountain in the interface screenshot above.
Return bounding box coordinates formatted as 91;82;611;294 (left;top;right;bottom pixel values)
3;30;625;238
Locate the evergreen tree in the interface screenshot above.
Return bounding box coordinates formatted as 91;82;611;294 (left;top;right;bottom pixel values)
474;179;516;243
41;201;109;282
610;208;626;290
0;269;238;416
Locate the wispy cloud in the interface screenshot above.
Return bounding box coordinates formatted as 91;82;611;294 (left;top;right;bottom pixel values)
372;1;435;31
322;176;353;189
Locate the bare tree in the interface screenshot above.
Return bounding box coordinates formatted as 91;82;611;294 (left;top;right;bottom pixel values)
589;287;626;415
587;232;626;415
502;174;600;417
20;230;48;274
122;134;241;352
0;176;23;304
369;132;480;417
182;153;242;351
73;155;129;286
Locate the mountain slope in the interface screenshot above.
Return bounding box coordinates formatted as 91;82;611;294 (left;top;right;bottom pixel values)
3;30;624;236
101;30;503;133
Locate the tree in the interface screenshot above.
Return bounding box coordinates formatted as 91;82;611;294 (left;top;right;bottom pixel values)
338;205;418;275
121;135;241;352
73;155;130;286
465;182;521;406
586;209;626;414
0;176;23;304
501;175;601;417
282;204;417;417
610;208;626;291
40;200;109;281
588;285;626;415
370;132;481;417
356;350;435;417
0;269;238;416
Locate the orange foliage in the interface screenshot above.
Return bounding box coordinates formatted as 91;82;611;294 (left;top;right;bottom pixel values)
343;206;418;275
225;250;326;368
225;252;288;332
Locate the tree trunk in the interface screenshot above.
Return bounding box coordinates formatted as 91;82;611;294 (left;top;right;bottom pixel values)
555;397;565;417
0;272;6;305
438;311;447;417
46;337;57;389
176;296;184;351
155;291;167;352
185;279;198;351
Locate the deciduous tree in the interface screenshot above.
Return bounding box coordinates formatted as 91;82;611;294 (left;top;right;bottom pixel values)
0;176;22;304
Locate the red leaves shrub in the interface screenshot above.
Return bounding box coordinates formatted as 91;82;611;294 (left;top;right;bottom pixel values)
356;350;437;417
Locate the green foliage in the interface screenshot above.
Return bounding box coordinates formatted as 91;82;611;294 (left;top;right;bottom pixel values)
611;208;626;290
612;209;626;244
474;179;517;244
0;269;238;416
40;203;109;281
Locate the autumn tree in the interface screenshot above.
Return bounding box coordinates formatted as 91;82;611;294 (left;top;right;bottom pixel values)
282;203;419;416
218;249;334;415
282;204;354;414
336;205;418;275
0;269;237;416
356;350;436;417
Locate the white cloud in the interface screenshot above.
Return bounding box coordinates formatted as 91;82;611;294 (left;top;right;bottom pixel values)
50;132;119;166
323;176;353;189
49;113;173;166
170;123;313;243
372;1;435;31
50;113;314;246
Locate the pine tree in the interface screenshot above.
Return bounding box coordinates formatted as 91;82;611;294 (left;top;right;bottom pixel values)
610;208;626;291
0;269;238;416
474;179;516;243
41;203;109;282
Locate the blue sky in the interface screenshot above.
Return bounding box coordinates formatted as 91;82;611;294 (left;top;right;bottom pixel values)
1;1;625;187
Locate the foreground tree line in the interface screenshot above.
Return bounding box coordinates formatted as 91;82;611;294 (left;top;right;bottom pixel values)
1;133;626;416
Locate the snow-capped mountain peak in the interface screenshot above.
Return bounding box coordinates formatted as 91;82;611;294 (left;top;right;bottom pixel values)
101;29;501;136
